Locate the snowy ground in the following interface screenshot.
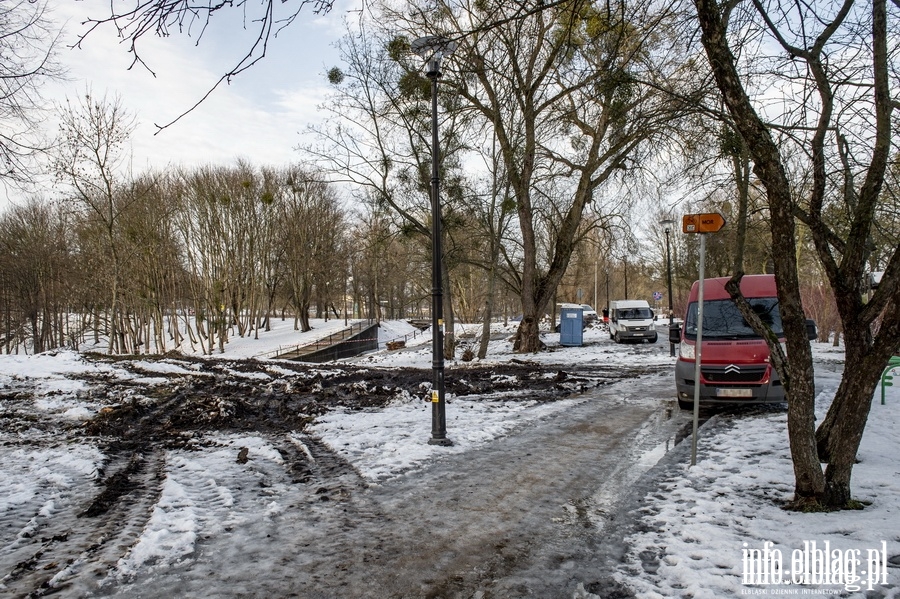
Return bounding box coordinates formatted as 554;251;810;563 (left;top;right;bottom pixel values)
611;353;900;599
1;317;898;598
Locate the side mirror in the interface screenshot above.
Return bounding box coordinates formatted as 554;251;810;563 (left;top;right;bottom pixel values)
669;324;681;344
806;319;818;341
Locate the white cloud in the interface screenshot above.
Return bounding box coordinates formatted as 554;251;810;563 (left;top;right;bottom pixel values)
0;0;353;211
46;0;344;170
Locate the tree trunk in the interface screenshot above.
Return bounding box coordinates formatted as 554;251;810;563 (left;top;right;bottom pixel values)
513;316;543;353
514;244;544;353
442;255;455;361
29;311;41;353
815;323;896;500
818;358;880;506
108;279;119;354
298;300;311;332
694;0;825;506
478;245;500;360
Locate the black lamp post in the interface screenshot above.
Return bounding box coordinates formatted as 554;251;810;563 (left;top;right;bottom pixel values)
605;271;610;316
661;218;675;356
412;35;456;446
344;275;351;326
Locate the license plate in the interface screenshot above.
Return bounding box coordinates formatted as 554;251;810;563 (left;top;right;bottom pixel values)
717;388;753;398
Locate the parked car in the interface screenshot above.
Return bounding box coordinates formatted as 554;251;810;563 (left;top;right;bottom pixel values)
669;274;817;410
580;304;599;326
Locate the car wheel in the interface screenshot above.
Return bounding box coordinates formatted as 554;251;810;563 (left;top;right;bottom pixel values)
650;333;658;343
678;398;693;410
614;332;621;343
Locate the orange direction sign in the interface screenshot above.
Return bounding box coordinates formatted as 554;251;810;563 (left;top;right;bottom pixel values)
683;212;726;234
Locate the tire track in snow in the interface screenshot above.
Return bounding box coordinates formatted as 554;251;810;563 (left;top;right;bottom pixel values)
0;448;165;598
89;430;384;598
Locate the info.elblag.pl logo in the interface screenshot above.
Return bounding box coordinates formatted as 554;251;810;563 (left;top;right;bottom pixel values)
741;540;890;593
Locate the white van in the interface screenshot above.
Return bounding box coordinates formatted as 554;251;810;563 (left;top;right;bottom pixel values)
609;300;657;343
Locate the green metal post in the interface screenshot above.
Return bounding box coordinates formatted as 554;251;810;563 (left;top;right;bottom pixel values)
881;356;900;405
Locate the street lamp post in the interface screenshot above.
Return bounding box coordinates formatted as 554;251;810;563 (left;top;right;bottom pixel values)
344;276;352;326
412;35;456;446
605;271;610;316
661;218;676;357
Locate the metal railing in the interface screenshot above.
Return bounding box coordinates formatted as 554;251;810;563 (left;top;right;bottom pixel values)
255;321;370;360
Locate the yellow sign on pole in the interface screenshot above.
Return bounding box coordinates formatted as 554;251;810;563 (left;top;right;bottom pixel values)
683;213;727;234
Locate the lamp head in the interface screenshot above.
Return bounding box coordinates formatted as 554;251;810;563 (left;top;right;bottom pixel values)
412;36;457;76
411;35;457;60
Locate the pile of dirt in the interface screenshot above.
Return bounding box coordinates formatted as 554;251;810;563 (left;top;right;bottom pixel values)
76;355;642;448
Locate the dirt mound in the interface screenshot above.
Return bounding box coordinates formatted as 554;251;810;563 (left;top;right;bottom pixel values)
79;356;633;448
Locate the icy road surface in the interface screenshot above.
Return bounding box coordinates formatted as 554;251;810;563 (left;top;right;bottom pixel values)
0;350;687;598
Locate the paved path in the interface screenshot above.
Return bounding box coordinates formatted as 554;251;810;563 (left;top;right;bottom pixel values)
108;372;685;599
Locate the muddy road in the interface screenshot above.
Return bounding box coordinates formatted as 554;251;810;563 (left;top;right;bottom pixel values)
0;351;688;598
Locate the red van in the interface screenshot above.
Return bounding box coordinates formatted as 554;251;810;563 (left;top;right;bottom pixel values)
670;274;810;410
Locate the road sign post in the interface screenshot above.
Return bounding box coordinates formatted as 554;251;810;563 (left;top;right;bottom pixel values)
681;212;726;466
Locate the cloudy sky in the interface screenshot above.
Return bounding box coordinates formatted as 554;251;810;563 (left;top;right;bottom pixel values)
40;0;355;177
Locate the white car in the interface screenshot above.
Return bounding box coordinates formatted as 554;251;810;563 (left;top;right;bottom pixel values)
580;304;599;326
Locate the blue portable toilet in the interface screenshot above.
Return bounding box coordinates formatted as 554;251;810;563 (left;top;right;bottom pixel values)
559;303;584;346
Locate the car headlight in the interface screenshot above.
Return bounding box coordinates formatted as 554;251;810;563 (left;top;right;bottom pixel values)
680;341;695;360
649;323;656;331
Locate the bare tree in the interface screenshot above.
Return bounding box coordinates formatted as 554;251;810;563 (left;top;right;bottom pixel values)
694;0;900;509
382;0;691;352
464;135;518;359
278;167;347;332
172;162;278;352
307;22;472;358
0;0;63;186
0;198;76;353
53;91;137;354
345;193;430;325
113;173;186;353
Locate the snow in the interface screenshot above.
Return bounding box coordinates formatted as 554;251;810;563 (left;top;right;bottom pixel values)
1;317;899;597
310;392;583;482
614;353;900;597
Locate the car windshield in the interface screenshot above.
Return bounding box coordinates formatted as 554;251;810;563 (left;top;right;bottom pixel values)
616;308;652;320
684;297;782;339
